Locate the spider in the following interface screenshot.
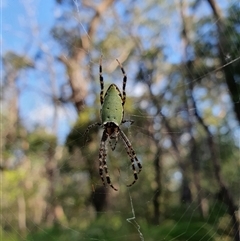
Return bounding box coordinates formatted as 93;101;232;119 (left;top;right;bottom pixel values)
85;58;142;191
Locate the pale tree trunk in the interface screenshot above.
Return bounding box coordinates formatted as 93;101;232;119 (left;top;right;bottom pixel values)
2;52;33;170
58;0;115;113
58;0;114;213
4;70;19;148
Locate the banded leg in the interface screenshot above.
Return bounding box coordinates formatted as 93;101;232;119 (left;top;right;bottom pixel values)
98;132;106;187
99;130;118;191
99;56;104;105
108;121;133;150
84;122;101;137
109;137;118;151
116;59;127;106
119;129;142;187
108;121;133;151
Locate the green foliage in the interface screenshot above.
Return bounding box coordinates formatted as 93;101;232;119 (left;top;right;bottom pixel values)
3;51;34;70
19;206;227;241
28;129;57;154
1;228;20;241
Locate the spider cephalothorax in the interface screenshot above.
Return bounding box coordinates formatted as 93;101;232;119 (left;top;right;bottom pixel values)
86;58;142;191
105;122;119;140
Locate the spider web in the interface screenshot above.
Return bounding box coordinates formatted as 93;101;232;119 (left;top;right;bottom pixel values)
2;0;240;241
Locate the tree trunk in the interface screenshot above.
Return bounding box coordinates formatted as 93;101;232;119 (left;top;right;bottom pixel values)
191;83;240;241
204;1;240;239
153;147;162;224
207;0;240;124
4;70;19;147
180;0;206;217
44;144;58;225
59;0;114;213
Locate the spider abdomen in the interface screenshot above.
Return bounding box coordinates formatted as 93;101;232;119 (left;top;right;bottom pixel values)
101;84;123;126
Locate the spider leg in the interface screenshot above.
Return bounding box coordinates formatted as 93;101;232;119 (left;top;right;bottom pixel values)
99;130;118;191
119;129;142;187
109;135;119;151
122;119;134;125
119;129;142;173
99;140;106;187
84;122;101;138
99;56;104;105
117;119;134;151
116;59;127;106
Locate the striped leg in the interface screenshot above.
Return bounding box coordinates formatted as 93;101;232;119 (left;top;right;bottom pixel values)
84;122;101;137
109;137;118;151
99;138;106;187
99;56;104;105
116;59;127;106
99;130;118;191
119;129;142;187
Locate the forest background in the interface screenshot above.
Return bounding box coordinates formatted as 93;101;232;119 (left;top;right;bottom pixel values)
2;0;240;240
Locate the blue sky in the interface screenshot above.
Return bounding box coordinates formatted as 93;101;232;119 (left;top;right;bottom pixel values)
3;0;55;51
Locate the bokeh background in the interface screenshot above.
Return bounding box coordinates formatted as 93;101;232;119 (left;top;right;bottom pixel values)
2;0;240;240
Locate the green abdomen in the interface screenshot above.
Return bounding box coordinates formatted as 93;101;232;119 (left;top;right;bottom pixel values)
101;84;123;126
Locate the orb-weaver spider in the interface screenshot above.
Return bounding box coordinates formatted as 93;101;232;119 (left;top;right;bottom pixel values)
85;58;142;191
